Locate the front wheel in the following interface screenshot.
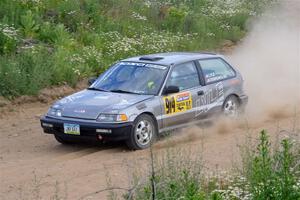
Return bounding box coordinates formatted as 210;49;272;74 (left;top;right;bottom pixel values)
223;96;240;118
126;114;157;150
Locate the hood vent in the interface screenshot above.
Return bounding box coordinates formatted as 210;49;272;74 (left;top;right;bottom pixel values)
139;56;164;61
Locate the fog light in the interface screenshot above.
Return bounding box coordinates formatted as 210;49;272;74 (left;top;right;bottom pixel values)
42;123;53;128
96;129;112;133
98;135;103;140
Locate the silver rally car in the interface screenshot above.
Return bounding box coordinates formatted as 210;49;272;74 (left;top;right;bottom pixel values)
41;52;248;150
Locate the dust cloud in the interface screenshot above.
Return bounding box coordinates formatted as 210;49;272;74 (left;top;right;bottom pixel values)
229;0;300;121
156;0;300;148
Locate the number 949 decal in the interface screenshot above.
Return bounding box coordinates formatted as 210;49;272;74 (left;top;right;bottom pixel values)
164;92;192;115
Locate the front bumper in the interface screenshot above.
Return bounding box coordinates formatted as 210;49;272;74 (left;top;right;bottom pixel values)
40;116;133;141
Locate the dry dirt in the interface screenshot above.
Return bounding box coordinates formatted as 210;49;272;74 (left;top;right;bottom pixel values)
0;1;299;200
0;102;299;200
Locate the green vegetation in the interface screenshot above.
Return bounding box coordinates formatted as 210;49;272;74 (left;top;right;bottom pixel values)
129;131;300;199
0;0;275;98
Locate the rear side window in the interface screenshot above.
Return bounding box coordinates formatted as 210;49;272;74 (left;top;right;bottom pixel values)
166;62;200;91
198;58;235;84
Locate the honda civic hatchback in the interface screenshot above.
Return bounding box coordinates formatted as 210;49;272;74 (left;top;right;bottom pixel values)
41;52;248;150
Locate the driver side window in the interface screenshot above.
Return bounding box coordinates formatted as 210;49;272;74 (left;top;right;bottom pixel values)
166;62;200;91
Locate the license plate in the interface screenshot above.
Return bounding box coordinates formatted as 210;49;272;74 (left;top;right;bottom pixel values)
64;123;80;135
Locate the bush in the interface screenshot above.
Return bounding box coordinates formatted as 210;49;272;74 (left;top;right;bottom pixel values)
38;22;72;45
127;130;300;200
20;10;39;38
0;47;54;97
130;148;205;200
0;23;19;54
163;6;188;32
245;130;300;200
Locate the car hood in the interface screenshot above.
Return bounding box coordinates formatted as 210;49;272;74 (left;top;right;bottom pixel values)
55;90;153;120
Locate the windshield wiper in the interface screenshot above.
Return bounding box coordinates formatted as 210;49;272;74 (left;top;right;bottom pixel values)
87;87;109;92
109;89;139;94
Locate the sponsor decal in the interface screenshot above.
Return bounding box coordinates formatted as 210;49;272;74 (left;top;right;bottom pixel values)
164;92;192;115
119;62;145;67
59;92;85;104
94;95;110;99
145;64;167;70
119;62;167;70
195;82;224;116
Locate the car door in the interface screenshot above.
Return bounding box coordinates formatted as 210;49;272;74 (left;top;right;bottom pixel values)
195;58;236;117
161;61;201;128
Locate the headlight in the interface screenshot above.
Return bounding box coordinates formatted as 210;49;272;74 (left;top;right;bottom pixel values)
97;114;128;122
47;107;62;117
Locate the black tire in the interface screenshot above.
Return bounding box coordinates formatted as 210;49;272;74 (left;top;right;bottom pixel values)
54;134;74;144
126;114;157;150
222;95;240;118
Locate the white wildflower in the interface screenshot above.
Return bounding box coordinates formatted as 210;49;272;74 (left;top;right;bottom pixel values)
132;12;147;21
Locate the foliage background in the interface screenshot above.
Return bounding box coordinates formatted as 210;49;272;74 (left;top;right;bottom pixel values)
0;0;274;98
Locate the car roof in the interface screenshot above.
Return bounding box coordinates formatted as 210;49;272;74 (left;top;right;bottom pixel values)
121;52;222;66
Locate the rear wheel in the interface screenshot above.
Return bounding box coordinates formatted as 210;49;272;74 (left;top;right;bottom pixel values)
126;114;157;150
223;95;240;118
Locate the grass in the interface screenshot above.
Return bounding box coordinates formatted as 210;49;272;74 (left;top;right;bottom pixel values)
128;130;300;200
0;0;276;98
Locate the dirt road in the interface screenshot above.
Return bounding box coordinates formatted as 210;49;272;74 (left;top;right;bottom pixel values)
0;101;299;200
0;1;299;199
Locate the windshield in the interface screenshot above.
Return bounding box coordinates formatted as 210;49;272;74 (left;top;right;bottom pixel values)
91;62;169;95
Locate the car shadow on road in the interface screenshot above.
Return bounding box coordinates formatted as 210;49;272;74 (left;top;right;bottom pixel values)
45;139;130;157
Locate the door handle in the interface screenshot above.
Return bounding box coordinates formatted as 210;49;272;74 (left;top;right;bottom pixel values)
197;90;204;96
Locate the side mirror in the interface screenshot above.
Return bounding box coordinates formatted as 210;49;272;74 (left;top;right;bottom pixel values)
164;85;179;95
88;77;97;86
